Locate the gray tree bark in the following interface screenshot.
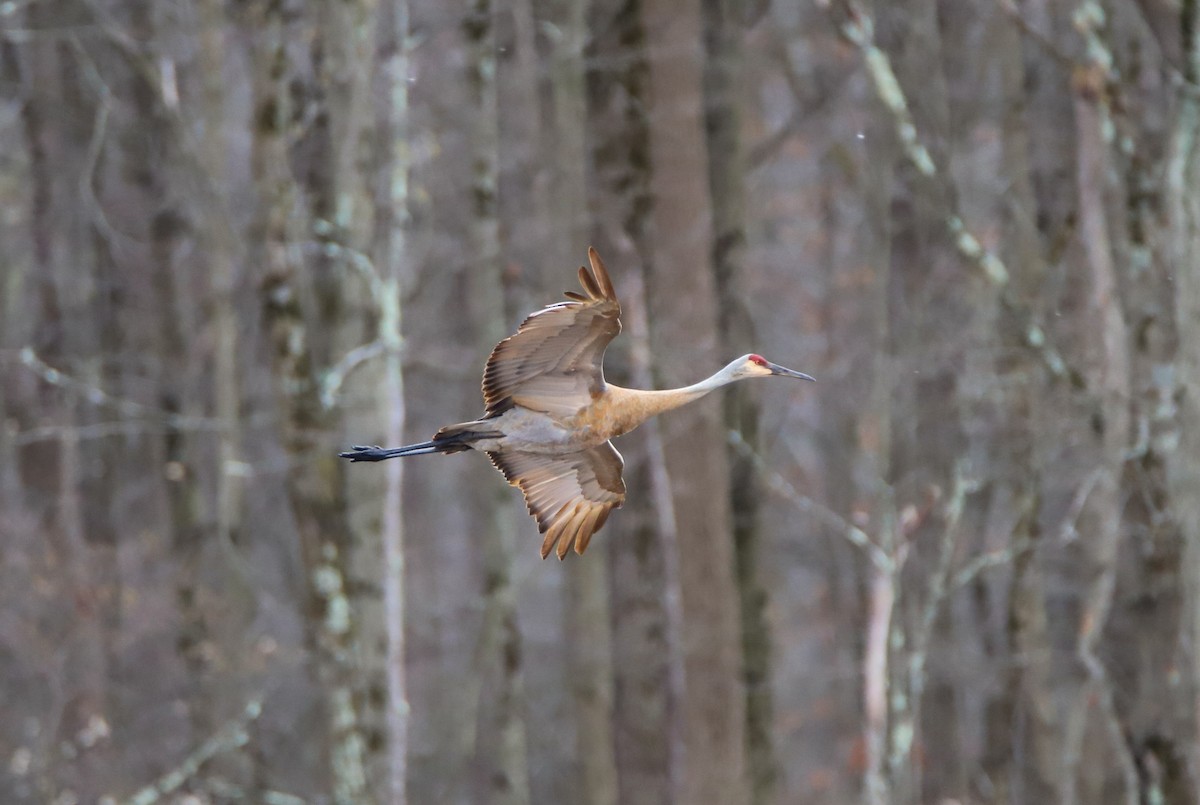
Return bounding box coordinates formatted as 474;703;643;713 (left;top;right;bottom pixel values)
701;0;776;800
371;0;413;800
250;1;373;799
544;0;620;802
642;0;749;801
585;2;673;802
1167;9;1200;796
463;3;532;802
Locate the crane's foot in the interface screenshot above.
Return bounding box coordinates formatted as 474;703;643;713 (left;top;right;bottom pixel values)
339;445;390;462
340;440;443;461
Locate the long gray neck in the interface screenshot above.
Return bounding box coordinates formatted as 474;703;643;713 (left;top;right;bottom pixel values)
607;359;744;428
674;359;743;396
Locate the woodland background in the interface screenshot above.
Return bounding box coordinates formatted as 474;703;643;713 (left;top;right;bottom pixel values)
4;0;1200;803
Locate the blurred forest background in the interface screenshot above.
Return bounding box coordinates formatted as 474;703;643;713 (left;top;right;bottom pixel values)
4;0;1200;803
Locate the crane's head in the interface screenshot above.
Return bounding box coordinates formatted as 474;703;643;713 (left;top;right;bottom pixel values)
732;354;815;382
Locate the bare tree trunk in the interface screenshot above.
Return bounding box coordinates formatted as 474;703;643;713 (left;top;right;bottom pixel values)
464;3;531;802
250;2;372;799
857;122;895;805
11;13;124;798
372;0;413;800
878;4;963;800
490;1;580;799
1167;6;1200;791
116;1;239;780
316;2;405;798
1059;42;1134;805
196;0;243;593
981;14;1053;801
585;1;673;801
701;0;776;800
545;0;619;801
642;0;748;801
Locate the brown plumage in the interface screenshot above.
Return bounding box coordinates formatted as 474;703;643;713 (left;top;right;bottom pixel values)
341;248;814;559
482;249;621;418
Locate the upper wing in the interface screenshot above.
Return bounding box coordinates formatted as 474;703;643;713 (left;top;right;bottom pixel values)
482;248;621;418
488;442;626;559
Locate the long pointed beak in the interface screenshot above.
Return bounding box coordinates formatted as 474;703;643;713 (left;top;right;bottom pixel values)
767;362;815;382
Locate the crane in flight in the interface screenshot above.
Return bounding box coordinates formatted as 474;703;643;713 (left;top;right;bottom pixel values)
341;248;814;559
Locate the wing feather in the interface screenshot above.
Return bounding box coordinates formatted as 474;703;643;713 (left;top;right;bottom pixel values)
482;249;621;417
577;265;601;298
489;442;626;558
571;507;603;555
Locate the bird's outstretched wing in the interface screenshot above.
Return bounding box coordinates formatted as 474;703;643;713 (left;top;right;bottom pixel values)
488;442;626;559
482;248;621;417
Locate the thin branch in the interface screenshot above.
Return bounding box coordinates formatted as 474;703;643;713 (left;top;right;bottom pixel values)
0;24;106;42
12;419;223;446
949;535;1033;592
888;468;979;789
863;489;901;805
305;232;410;412
914;470;976;682
1056;467;1105;543
303;234;443;311
309;226;386;299
993;0;1078;72
123;696;264;805
78;0;244;249
840;8;936;177
727;428;889;572
1078;650;1140;805
1124;0;1200;98
834;0;1084;388
948;469;1107;604
862;560;894;805
1064;535;1139;805
69;37;141;252
19;347;145;415
16;347;219;430
320;339;388;410
194;774;307;805
747;29;847;170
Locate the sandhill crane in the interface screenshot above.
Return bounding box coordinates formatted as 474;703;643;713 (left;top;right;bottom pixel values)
341;248;814;559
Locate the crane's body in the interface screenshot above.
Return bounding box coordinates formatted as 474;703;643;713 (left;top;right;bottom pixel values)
342;248;813;559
